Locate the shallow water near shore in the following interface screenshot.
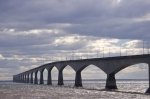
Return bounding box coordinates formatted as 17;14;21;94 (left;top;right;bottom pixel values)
0;80;150;99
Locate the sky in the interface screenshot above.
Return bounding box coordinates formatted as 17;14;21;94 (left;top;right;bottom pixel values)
0;0;150;80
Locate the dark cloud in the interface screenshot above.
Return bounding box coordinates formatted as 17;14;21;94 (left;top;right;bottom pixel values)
0;0;149;40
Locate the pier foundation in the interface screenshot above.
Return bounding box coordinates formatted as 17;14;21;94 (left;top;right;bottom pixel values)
47;69;52;85
40;70;44;84
105;73;117;89
146;64;150;94
58;70;64;85
75;71;82;87
30;73;33;84
34;71;38;84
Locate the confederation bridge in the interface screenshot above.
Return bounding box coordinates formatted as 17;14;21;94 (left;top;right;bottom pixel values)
13;54;150;94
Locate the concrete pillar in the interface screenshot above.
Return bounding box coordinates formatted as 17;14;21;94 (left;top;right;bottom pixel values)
34;71;38;84
19;75;21;83
58;70;64;85
22;75;24;83
40;70;44;84
23;74;25;83
18;75;20;82
17;75;19;82
20;75;23;83
24;74;26;83
146;64;150;94
14;76;16;82
19;75;21;82
15;76;17;82
75;71;82;87
13;76;14;82
16;76;17;82
30;73;33;84
105;73;117;89
47;69;52;85
17;76;18;82
27;74;30;83
25;74;27;83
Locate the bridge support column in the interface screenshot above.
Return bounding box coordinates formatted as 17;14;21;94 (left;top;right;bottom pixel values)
105;73;117;89
22;75;24;83
146;64;150;94
13;75;14;82
21;75;23;83
75;71;82;87
23;75;26;83
47;69;52;85
58;70;64;85
34;71;38;84
20;75;22;82
40;70;44;84
30;73;33;84
18;75;20;82
15;76;17;82
20;75;22;83
27;74;30;83
25;74;27;83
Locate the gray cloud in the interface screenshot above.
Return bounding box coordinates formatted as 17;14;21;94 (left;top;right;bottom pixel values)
0;0;150;40
0;0;150;80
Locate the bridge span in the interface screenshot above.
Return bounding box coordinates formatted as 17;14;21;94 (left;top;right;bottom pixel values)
13;54;150;94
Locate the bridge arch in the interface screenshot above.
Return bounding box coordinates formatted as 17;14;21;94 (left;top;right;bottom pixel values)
81;64;106;79
63;65;75;86
81;64;107;88
114;62;149;74
37;70;40;84
35;67;49;85
51;66;59;85
43;68;48;84
32;72;35;84
115;63;149;93
116;63;148;79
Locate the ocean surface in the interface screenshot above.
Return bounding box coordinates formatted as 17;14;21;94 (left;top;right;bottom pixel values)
0;80;150;99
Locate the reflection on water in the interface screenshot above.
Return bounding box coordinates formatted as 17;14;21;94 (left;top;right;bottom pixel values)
0;80;150;99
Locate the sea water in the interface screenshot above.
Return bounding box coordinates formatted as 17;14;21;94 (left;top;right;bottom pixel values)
0;80;150;99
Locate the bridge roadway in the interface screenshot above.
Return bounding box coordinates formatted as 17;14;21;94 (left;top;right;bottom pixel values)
13;54;150;94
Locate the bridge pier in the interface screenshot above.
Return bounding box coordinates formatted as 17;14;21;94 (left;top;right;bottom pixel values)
21;75;23;83
25;75;27;83
58;70;64;85
40;70;44;84
30;73;33;84
27;74;30;83
13;75;14;82
20;75;22;83
18;75;20;82
47;69;52;85
22;75;24;83
34;71;38;84
105;73;117;90
23;74;26;83
146;64;150;94
75;71;82;87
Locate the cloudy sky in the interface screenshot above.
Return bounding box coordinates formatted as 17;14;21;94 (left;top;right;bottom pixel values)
0;0;150;80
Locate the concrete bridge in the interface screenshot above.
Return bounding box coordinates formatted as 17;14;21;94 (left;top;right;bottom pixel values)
13;54;150;94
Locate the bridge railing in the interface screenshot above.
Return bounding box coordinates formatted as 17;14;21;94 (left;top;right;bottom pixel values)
39;47;150;64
